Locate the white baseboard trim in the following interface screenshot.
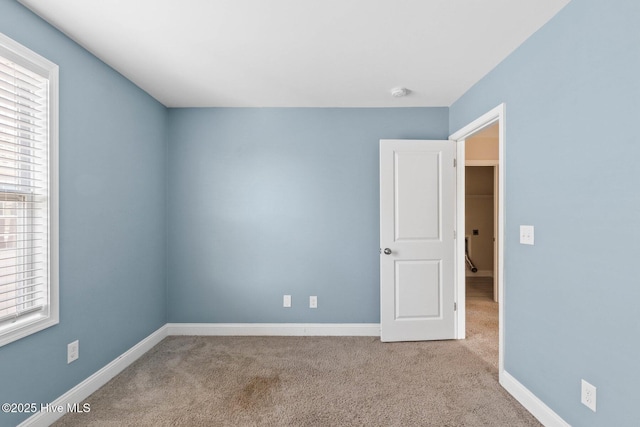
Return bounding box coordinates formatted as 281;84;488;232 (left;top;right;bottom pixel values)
166;323;381;337
501;370;570;427
18;325;168;427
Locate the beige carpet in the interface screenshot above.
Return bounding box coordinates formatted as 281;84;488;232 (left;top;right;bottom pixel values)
54;326;540;426
463;276;499;370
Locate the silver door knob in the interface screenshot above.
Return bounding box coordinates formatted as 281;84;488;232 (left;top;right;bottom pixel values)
383;248;392;255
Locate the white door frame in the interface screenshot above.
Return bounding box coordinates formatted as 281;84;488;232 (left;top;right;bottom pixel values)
449;103;505;378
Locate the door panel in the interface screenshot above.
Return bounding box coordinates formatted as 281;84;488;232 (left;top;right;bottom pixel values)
395;151;441;241
380;140;456;342
395;260;441;319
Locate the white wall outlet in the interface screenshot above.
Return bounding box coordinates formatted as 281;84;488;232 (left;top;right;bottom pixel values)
309;296;317;308
67;340;79;364
581;379;597;412
519;225;535;245
283;295;291;308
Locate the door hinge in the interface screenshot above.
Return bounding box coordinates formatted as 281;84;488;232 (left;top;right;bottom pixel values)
454;302;457;311
453;158;457;167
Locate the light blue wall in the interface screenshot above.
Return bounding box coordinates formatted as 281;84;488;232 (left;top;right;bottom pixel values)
450;1;639;426
167;108;448;323
0;2;168;426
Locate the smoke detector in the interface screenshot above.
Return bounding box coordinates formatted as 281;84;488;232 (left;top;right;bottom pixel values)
391;87;410;97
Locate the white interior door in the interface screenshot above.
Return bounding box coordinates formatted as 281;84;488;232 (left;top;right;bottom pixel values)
380;139;456;342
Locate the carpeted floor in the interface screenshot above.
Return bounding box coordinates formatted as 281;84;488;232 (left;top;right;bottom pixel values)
463;277;499;370
55;277;539;426
54;323;540;426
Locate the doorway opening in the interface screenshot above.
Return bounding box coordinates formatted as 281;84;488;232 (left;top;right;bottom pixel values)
450;104;505;379
464;126;499;370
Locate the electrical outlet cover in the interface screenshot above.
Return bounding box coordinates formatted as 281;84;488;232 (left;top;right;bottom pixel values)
67;340;79;364
581;379;597;412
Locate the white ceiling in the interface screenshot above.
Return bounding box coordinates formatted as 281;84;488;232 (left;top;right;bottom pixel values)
18;0;570;108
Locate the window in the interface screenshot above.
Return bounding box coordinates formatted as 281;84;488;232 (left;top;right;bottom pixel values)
0;33;58;347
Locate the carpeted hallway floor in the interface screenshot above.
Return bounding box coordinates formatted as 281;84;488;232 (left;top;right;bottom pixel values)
55;278;540;426
463;276;499;370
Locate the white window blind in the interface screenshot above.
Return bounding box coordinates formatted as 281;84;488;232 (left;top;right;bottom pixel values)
0;33;58;347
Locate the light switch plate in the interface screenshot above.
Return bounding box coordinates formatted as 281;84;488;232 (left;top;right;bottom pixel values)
520;225;534;245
